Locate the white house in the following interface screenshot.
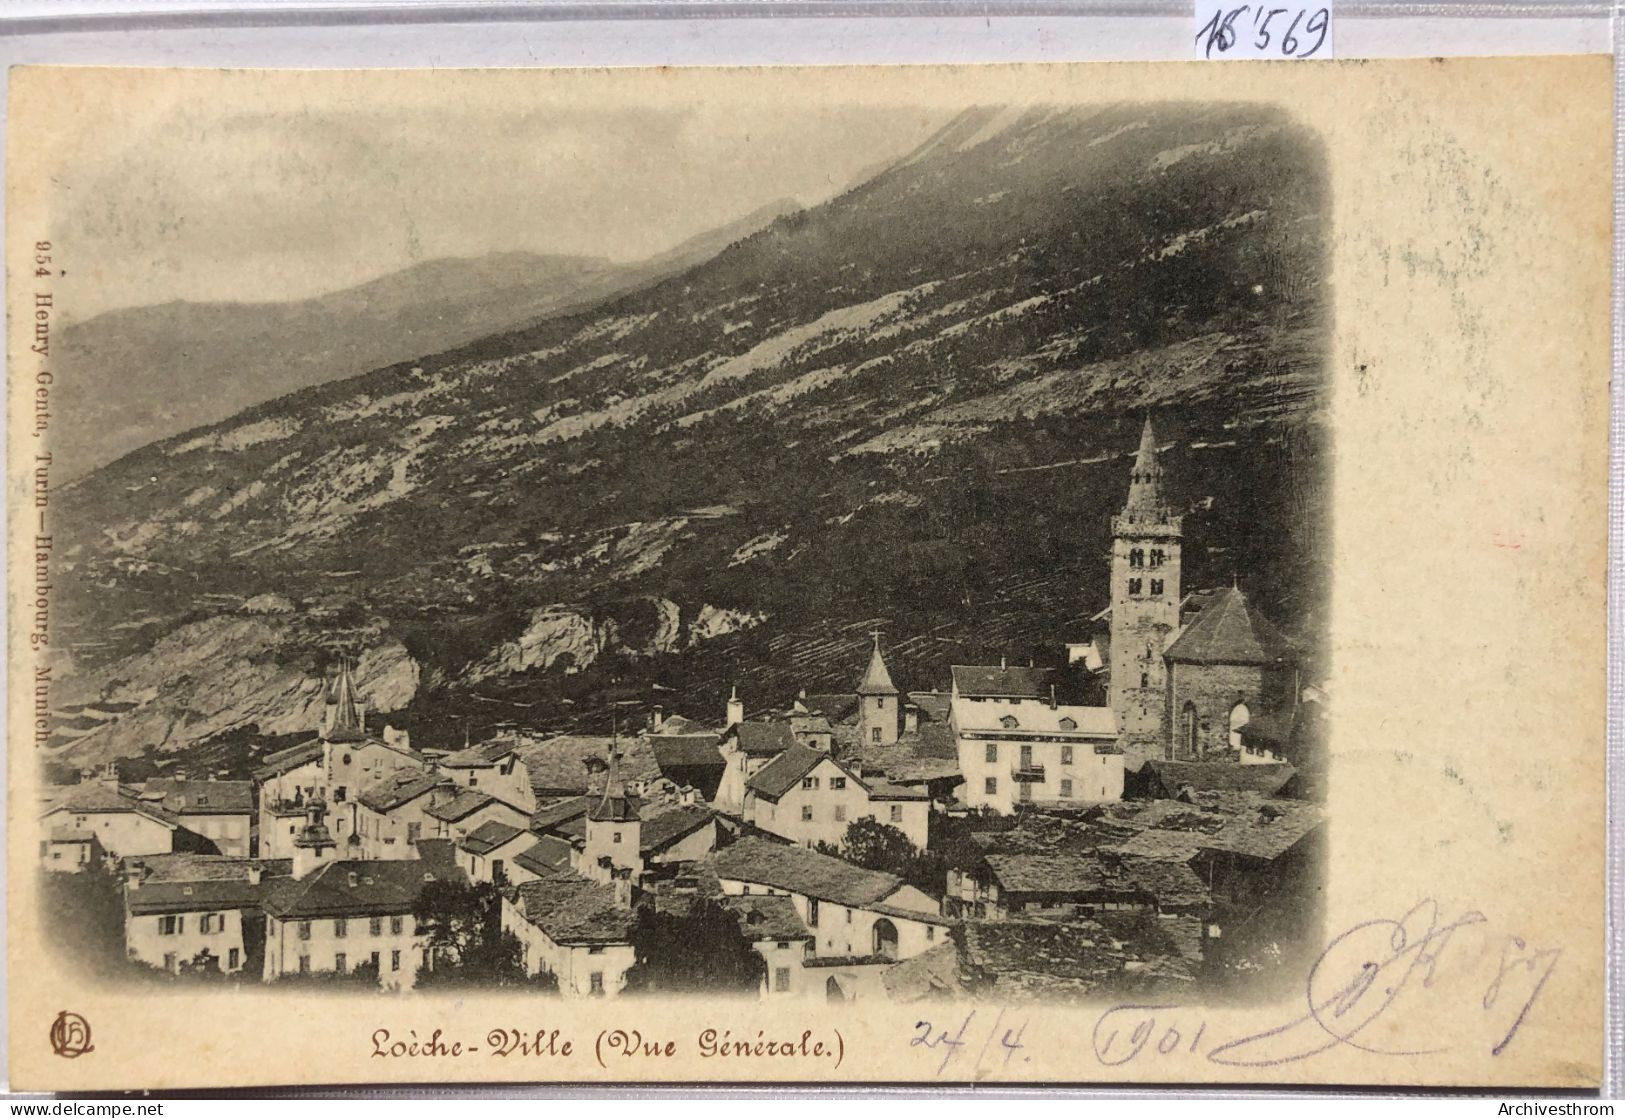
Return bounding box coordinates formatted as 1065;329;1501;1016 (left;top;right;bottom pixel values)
503;873;638;998
949;668;1123;813
354;770;457;859
40;780;212;860
258;802;460;989
457;821;537;886
708;837;951;964
713;721;798;815
136;778;254;858
743;742;929;850
122;853;287;975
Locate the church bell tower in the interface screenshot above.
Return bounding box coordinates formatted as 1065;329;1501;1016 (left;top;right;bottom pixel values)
1108;418;1183;747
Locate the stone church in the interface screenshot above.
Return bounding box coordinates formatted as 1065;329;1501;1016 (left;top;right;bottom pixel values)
1104;419;1301;764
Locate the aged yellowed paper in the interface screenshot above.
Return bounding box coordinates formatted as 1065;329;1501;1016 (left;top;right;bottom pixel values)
6;58;1610;1090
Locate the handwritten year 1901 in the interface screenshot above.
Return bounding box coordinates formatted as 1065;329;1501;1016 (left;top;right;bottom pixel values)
1196;5;1331;60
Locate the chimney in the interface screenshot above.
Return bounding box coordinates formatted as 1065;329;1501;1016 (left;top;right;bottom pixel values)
247;865;263;886
1000;656;1007;669
1050;685;1058;710
347;871;359;888
799;688;807;700
651;705;664;731
726;685;744;729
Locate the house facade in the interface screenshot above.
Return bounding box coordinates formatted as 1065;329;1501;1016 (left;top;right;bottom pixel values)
503;874;638;998
743;744;929;850
950;689;1122;813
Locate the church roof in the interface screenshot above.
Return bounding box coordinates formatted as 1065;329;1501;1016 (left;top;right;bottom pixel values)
1163;587;1296;666
323;659;366;743
1123;417;1169;514
857;641;899;696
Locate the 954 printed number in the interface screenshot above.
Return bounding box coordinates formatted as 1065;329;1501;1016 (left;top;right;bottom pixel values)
1195;4;1332;60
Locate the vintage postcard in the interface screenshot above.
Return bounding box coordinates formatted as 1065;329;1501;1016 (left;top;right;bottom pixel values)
5;58;1610;1091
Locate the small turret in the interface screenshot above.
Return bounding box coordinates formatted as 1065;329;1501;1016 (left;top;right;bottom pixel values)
292;800;338;879
857;633;901;747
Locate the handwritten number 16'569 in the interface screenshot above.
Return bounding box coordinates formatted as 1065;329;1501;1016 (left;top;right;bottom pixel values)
1197;6;1330;59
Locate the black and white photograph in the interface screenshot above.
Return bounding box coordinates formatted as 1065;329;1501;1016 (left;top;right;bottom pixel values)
6;60;1607;1092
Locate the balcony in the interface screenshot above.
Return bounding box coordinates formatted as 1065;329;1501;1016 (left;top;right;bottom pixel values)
1011;764;1046;783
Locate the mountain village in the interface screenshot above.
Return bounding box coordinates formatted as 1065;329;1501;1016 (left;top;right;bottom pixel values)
39;419;1327;1002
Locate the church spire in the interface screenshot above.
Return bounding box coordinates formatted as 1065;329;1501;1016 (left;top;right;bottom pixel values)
323;657;365;743
857;632;899;696
1123;417;1168;516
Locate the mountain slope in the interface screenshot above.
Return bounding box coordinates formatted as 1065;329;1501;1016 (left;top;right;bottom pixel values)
55;198;800;478
52;104;1330;762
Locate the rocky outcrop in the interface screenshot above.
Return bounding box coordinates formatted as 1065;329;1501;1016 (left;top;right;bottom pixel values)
690;604;767;645
49;615;420;764
468;605;609;680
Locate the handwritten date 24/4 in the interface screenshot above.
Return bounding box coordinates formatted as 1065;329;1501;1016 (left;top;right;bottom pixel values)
1195;4;1331;60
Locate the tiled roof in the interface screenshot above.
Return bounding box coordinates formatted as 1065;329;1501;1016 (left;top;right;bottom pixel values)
746;743;843;799
639;804;716;855
1109;828;1207;861
437;739;516;769
511;735;660;796
722;894;812;941
253;741;323;780
1121;857;1210;909
262;854;461;919
140;779;253;815
957;916;1195;1000
1163;587;1296;666
951;665;1055;700
726;722;798;757
424;789;499;823
795;694;858;724
709;836;902;909
788;714;834;736
905;691;952;722
984;851;1118;895
950;696;1117;738
650;733;724;770
124;855;293;916
1200;798;1323;861
460;820;527;856
882;941;963;1002
1146;760;1296;796
513;836;574;877
41;784;180;828
849;721;961;784
512;872;637;945
530;796;593;833
358;769;445;813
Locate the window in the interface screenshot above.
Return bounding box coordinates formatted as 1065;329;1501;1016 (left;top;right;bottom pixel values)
199;913;220;934
830;777;847;790
159;915;181;936
335;952;347;973
407;822;421;845
333;787;347;803
808;899;820;927
834;805;846;822
228;948;240;970
1141;672;1150;689
470;776;479;786
927;926;935;942
390;916;403;935
802;777;819;790
1020;744;1033;770
1018;781;1033;803
985;777;998;795
1129;548;1144;569
801;805;813;822
1060;779;1074;799
890;805;902;823
845;909;852;924
1000;715;1019;730
370;951;380;971
1061;745;1074;764
391;950;401;972
871;728;882;743
612;831;622;844
589;972;605;996
874;697;885;709
370;917;382;936
984;743;998;763
774;967;791;993
298;955;311;974
1150;579;1164;596
1128;578;1143;596
334;918;348;938
588;945;605;955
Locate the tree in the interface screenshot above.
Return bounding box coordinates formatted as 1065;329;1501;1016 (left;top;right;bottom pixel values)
622;898;766;995
271;958;382;988
412;880;556;991
832;818;921;876
38;865;138;980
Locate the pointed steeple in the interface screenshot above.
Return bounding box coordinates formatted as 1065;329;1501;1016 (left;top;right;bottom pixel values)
857;633;899;696
1123;417;1168;515
323;657;365;743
